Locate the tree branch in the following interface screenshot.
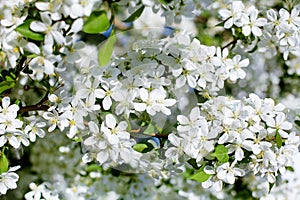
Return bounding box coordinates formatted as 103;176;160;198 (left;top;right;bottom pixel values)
19;105;49;113
221;38;238;50
18;91;50;114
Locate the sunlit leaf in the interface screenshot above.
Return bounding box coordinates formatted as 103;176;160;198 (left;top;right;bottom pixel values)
0;77;15;94
123;5;145;22
276;131;283;148
0;149;9;174
98;32;117;66
211;145;229;163
83;11;110;34
189;163;212;182
133;143;148;152
15;19;44;41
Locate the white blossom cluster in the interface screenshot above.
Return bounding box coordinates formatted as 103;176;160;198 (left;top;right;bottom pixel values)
0;0;300;199
24;133;220;199
165;93;299;191
218;1;300;74
40;31;251;173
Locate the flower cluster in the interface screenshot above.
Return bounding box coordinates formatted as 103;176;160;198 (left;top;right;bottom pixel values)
218;1;300;70
0;0;300;199
0;97;25;148
39;31;251;174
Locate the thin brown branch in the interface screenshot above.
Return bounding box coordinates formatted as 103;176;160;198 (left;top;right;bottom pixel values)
18;91;50;114
130;129;169;138
19;105;49;113
221;38;238;50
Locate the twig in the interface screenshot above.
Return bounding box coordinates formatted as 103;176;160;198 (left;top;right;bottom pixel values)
221;38;238;50
130;129;169;138
19;105;49;113
18;91;50;113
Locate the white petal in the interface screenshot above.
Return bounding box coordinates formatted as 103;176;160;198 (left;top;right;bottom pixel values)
177;115;189;125
88;121;99;133
9;136;20;148
281;121;292;130
96;151;109;164
105;114;116;129
71;18;84;33
35;2;50;11
1;97;10;108
134;103;146;112
26;43;40;54
176;75;186;88
224;18;233;29
30;21;47;32
51;31;65;44
242;25;251;36
117;121;128;131
103;96;112;110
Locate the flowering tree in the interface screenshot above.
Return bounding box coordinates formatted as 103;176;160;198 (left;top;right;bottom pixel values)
1;0;300;199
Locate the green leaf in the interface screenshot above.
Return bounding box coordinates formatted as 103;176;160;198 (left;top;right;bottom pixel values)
133;143;148;152
286;166;294;172
98;32;117;66
159;0;173;4
123;5;145;22
74;137;83;143
15;19;44;41
143;124;155;135
83;11;110;34
211;145;229;163
269;182;275;194
133;142;154;153
87;164;101;172
0;149;9;174
0;78;15;94
189;164;212;182
189;170;212;182
295;120;300;127
187;158;201;170
276;131;283;148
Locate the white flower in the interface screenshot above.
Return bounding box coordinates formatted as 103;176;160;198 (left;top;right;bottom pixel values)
113;89;137;117
278;8;300;30
70;0;97;19
25;182;59;200
29;44;60;78
263;112;292;138
30;12;65;45
225;55;249;82
75;77;105;106
196;121;218;162
266;9;279;30
177;106;204;132
0;166;20;195
101;114;130;145
134;88;176;116
219;1;246;29
165;133;184;163
196;63;215;89
216;161;245;184
202;165;223;192
242;6;267;37
0;97;19;120
286;58;300;75
43;110;68;132
228;129;254;161
24;121;46;142
98;83;120;111
174;59;199;88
